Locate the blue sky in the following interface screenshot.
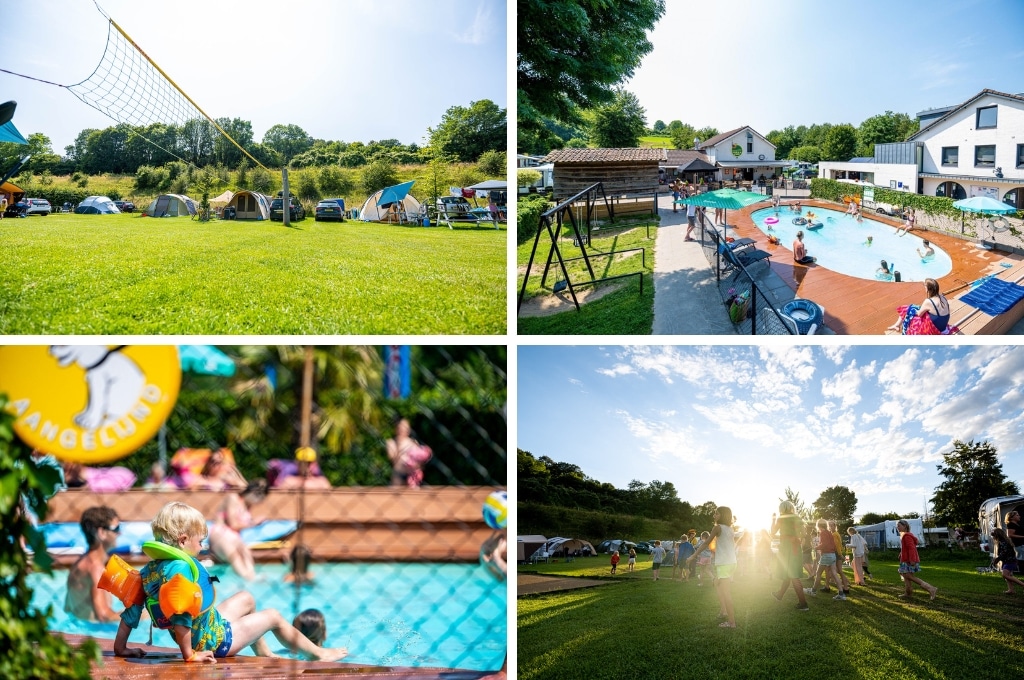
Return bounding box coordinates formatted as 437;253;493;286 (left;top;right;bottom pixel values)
1;0;506;152
518;345;1024;530
626;0;1024;136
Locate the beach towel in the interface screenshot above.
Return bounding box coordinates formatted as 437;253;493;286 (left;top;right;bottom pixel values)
959;278;1024;316
896;305;958;335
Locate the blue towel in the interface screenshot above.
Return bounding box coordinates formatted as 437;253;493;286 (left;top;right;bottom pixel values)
960;278;1024;315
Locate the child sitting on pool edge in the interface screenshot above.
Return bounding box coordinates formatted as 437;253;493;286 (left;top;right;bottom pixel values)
112;501;347;664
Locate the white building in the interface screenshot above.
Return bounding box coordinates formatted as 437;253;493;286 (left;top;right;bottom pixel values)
697;126;789;182
819;89;1024;208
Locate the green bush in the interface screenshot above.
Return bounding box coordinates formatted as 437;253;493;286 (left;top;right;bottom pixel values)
0;395;100;678
477;150;506;176
361;159;398;194
517;194;550;245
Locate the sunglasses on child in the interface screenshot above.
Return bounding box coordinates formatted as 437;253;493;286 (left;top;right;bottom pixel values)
106;524;121;533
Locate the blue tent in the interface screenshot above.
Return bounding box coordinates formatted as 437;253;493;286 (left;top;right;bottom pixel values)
0;121;27;145
377;180;415;208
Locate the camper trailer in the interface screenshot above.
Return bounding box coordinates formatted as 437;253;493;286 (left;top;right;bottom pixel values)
854;519;925;550
978;495;1024;552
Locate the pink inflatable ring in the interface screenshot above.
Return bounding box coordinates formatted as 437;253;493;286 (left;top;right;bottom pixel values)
765;216;779;225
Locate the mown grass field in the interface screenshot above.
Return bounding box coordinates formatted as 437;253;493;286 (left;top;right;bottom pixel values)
517;222;656;334
518;550;1024;679
0;213;506;334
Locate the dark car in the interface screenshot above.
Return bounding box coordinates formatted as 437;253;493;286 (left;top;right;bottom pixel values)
314;198;345;222
270;196;306;221
113;200;135;213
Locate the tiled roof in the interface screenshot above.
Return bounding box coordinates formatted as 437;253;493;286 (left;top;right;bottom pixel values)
542;147;667;163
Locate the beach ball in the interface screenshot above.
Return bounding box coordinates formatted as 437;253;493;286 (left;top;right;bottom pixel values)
482;490;507;529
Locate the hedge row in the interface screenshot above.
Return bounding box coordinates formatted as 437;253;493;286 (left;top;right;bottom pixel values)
810;177;1023;221
517;194;551;245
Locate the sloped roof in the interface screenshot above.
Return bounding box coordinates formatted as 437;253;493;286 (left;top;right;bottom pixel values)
664;149;713;167
542;147;667;163
909;89;1024;141
698;126;776;151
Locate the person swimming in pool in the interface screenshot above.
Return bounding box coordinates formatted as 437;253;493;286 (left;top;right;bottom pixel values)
65;506;123;622
877;260;894;280
864;235;873;246
917;239;935;260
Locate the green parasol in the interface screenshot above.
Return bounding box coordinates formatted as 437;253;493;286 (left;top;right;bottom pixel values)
679;188;768;238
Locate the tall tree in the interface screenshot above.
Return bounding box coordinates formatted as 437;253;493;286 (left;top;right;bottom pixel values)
931;440;1019;528
821;124;858;162
812;485;858;526
427;99;507;162
263;124;313;165
212;117;255;166
780;486;812;520
669;122;697;150
651;119;666;134
517;0;665;129
587;89;646;147
856;110;916;157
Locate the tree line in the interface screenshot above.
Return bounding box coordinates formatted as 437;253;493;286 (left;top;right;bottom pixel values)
0;99;506;177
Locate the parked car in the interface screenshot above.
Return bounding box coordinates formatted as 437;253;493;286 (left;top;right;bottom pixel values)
314;198;345;222
113;200;135;213
19;198;52;216
874;203;906;218
270;196;306;221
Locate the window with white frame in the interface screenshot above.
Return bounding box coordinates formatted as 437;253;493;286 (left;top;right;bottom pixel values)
975;145;996;168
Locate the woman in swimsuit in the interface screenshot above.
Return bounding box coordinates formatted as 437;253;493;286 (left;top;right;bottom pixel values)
888;278;950;334
209;480;268;580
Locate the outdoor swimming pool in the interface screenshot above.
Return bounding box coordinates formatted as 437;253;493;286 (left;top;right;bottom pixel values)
27;561;506;671
750;206;952;281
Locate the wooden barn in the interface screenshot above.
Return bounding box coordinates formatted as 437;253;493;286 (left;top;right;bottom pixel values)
543;147;665;217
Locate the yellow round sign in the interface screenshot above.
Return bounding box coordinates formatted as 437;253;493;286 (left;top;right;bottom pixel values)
0;345;181;464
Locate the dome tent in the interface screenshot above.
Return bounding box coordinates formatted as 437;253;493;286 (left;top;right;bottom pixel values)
74;195;120;214
225;190;271;220
143;193;197;217
359;181;422;223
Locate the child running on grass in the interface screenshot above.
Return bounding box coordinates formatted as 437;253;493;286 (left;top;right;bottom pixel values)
610;550;620;575
627;547;636;573
695;531;715;587
991;528;1024;595
687;507;738;628
113;502;347;664
771;503;808;611
897;519;937;601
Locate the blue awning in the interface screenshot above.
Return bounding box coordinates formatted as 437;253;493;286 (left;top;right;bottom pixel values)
0;121;27;145
377;180;415;208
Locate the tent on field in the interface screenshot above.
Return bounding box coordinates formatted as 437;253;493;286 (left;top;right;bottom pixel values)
143;193;197;217
74;195;120;214
210;190;233;207
530;537;596;561
226;190;271;220
517;535;547;563
359;181;422;223
854;519;924;550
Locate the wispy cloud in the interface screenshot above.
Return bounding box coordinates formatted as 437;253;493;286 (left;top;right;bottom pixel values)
452;3;493;45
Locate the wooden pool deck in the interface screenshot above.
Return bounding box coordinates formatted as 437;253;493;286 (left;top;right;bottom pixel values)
728;200;1024;334
65;634;497;679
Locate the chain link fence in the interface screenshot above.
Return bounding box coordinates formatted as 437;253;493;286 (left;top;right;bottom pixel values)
10;344;507;676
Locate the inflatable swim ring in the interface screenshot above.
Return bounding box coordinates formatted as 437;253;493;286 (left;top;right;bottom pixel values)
806;222;824;230
792;217;808;226
765;216;779;225
781;298;823;333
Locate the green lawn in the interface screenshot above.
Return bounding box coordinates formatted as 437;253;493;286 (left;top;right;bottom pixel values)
518;551;1024;679
0;213;506;334
516;222;656;335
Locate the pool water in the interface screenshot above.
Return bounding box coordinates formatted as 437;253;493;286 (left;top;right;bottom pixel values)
750;206;952;281
27;561;506;671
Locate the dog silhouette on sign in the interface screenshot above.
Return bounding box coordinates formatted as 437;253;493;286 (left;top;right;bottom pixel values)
49;346;145;430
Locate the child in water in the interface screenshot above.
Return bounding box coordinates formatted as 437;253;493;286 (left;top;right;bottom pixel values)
112;502;347;664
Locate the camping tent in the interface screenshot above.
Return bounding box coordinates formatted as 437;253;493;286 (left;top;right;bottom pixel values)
74;196;120;214
854;519;924;550
209;190;234;207
359;181;422;223
225;190;271;220
143;194;197;217
530;537;597;560
517;535;548;563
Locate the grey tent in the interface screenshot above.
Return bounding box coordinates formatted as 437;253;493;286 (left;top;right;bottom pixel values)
143;194;197;217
